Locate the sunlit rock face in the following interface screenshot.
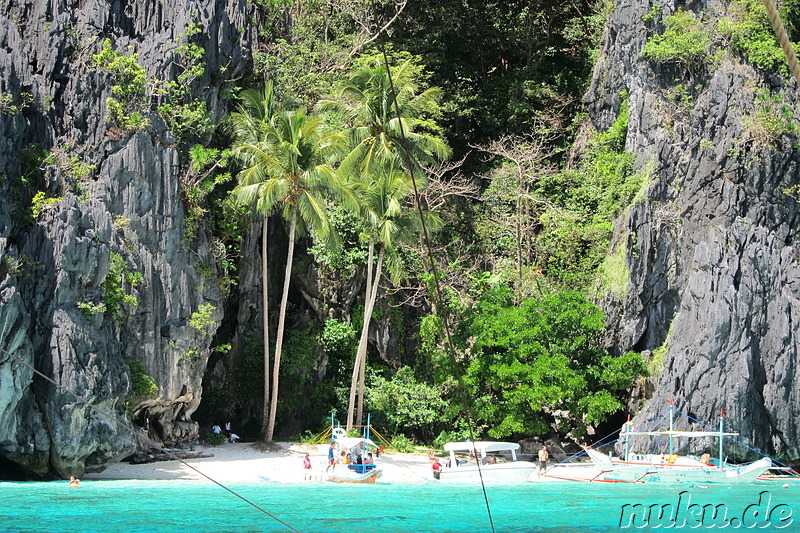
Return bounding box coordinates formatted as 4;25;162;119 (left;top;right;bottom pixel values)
0;0;253;478
588;1;799;463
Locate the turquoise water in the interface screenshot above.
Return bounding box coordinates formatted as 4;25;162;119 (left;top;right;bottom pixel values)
0;480;798;532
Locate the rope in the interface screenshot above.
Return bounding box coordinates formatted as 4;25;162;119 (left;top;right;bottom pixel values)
0;346;300;532
762;0;800;85
675;407;788;467
378;42;496;533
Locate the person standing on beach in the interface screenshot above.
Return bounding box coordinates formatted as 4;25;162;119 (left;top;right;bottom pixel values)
431;458;442;480
303;453;312;480
538;445;549;476
326;442;336;472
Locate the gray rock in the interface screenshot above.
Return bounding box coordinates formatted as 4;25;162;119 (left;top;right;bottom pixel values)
591;1;800;463
0;0;254;477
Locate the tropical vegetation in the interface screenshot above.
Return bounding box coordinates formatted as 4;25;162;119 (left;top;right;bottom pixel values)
159;0;799;447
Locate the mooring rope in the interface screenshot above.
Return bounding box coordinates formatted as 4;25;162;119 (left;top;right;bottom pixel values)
378;41;497;533
0;346;300;532
763;0;800;86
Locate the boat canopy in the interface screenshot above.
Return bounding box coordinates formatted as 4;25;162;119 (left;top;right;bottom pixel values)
335;436;378;452
444;441;520;454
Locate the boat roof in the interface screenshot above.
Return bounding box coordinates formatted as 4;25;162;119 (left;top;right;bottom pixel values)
443;441;520;453
335;437;378;451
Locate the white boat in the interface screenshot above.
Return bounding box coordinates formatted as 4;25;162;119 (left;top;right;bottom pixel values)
575;404;773;484
438;441;537;483
326;430;383;483
583;446;772;484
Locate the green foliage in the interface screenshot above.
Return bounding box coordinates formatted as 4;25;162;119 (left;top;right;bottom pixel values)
459;287;645;438
254;38;344;108
77;301;107;318
717;0;790;73
319;317;357;355
0;255;24;279
155;22;212;142
127;359;158;399
189;303;217;334
206;431;227;446
742;88;798;146
389;433;416;453
647;325;672;377
102;252;141;321
600;240;629;297
307;207;368;272
182;144;233;243
368;366;449;441
0;91;33;115
642;9;710;67
30;191;61;219
532;99;639;289
92;39;151;133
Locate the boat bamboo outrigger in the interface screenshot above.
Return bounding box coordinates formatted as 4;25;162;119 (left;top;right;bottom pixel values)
582;403;772;483
543;402;772;484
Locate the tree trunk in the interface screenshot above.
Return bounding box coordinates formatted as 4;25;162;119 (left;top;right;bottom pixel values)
266;204;297;442
347;240;374;431
356;247;383;427
261;215;271;439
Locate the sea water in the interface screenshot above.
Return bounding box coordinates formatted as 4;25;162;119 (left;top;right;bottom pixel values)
0;479;798;532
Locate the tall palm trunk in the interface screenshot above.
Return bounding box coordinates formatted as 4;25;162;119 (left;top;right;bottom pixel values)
261;215;271;438
347;241;374;430
356;247;383;427
266;203;298;442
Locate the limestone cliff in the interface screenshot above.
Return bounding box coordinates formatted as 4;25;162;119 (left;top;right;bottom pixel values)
589;1;799;462
0;0;253;477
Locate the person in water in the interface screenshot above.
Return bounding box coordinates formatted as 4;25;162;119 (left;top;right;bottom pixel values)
68;476;80;487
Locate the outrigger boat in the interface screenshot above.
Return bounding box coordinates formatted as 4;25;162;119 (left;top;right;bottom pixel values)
573;403;772;484
325;428;383;483
438;441;537;483
328;469;383;483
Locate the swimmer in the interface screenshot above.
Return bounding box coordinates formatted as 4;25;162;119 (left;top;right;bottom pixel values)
68;476;80;487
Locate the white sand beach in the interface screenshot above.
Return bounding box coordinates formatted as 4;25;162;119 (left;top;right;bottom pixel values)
83;442;435;484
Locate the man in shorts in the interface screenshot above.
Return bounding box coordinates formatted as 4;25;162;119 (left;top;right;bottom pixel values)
326;442;336;472
538;445;549;476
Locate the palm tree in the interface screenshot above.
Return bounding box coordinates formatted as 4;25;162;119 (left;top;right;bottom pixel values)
318;55;451;429
230;100;347;441
349;165;442;428
226;83;279;439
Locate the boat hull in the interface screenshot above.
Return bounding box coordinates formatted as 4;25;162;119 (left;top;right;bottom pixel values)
438;462;537;484
328;469;382;484
579;456;772;484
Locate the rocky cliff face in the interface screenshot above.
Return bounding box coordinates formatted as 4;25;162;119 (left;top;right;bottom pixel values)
0;0;253;478
589;1;800;463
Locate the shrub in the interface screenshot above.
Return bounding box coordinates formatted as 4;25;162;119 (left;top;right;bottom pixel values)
127;359;158;398
717;0;789;73
92;39;151;133
189;303;216;334
206;431;227;446
642;9;710;67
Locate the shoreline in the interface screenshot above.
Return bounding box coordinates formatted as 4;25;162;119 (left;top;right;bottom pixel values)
83;442;435;484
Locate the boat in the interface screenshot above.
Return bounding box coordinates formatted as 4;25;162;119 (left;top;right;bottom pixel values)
756;466;800;482
583;446;772;484
326;429;383;483
328;468;383;483
438;441;537;483
573;403;773;484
